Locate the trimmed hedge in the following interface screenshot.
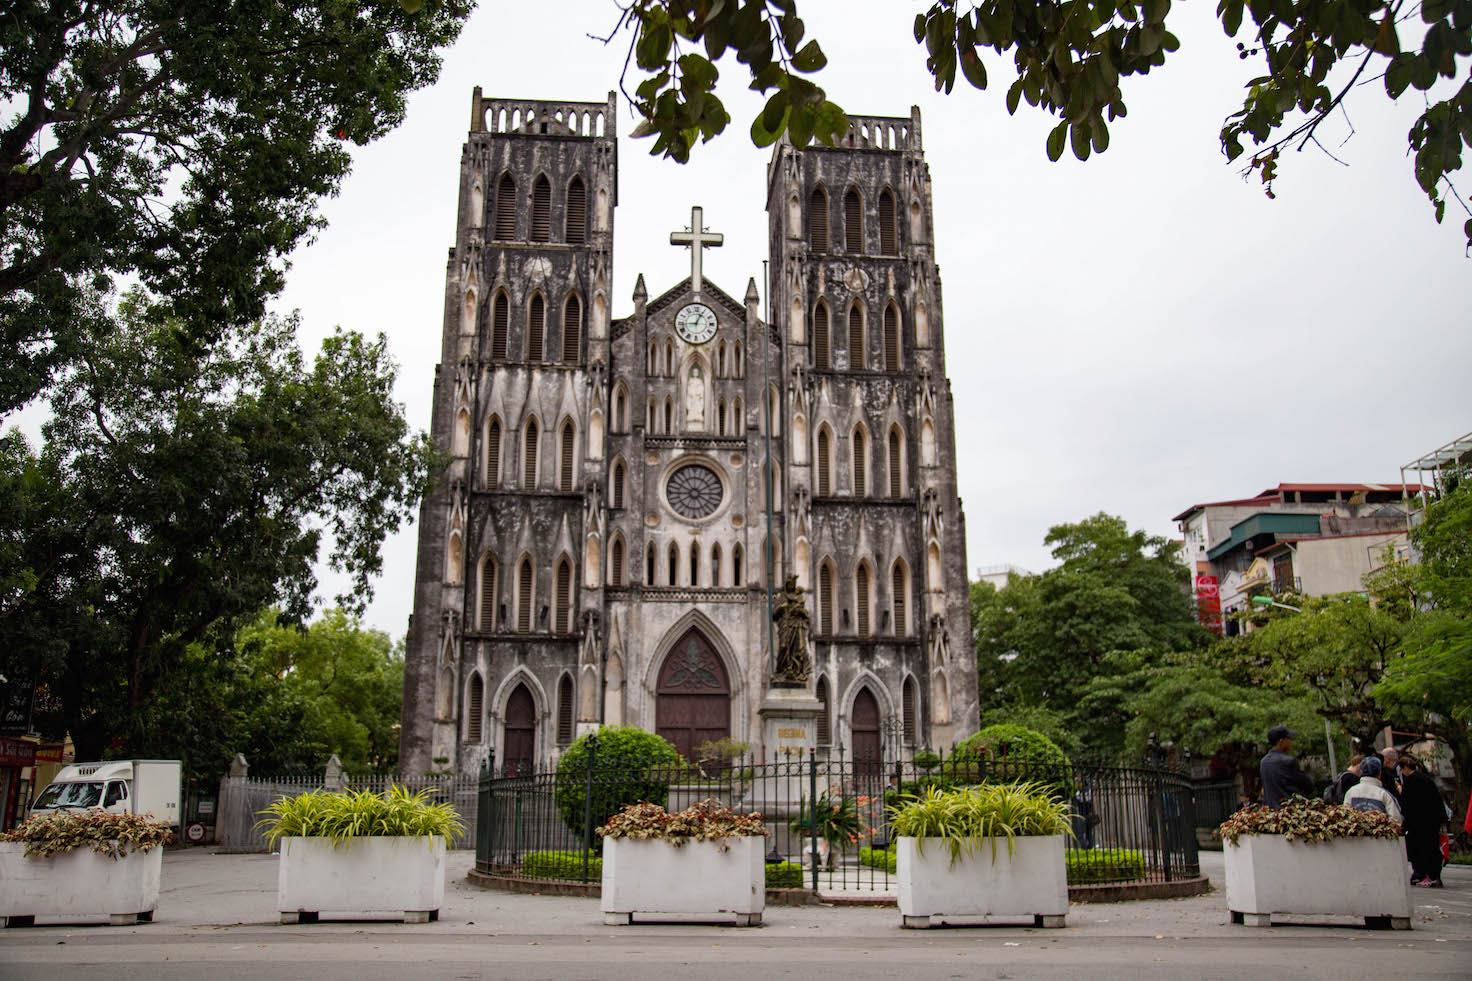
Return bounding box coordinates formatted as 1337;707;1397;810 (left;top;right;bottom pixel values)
1065;848;1145;884
859;845;897;874
521;850;602;881
954;724;1071;769
765;861;806;888
554;727;683;841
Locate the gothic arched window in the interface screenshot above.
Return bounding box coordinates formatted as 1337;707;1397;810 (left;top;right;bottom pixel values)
492;292;509;361
667;541;679;586
732;543;744;586
479;553;497;631
516;556;534;633
852;426;867;497
613;384;628;431
815;676;831;745
554;556;573;633
522;418;539;488
565;176;587;244
878;188;898;255
848;304;865;371
493;173;516;240
818;559;836;636
527;295;545;362
610;535;625;587
611;460;625;508
843;186;862;253
557;675;575;743
485;417;502;488
689;542;700;587
530;175;551;242
562;295;582;364
902;676;918;744
646;544;656;585
883;303;900;373
558;418;576;492
808;185;829;251
467;673;484;741
892;559;909;636
813;302;830;370
856;561;872;637
711;542;723;587
816;425;832;497
888;425;904;498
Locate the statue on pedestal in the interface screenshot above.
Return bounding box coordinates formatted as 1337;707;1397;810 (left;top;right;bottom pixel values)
772;575;811;686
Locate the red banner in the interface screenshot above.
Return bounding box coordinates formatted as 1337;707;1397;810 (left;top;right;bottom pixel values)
1195;575;1223;636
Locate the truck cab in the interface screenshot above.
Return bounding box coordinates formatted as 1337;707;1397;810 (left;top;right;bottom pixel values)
30;761;179;827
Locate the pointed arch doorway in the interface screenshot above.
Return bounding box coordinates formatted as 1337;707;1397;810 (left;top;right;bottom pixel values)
503;683;536;776
852;687;882;777
655;628;731;762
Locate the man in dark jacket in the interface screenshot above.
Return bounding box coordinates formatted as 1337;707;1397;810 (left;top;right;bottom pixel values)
1260;725;1315;808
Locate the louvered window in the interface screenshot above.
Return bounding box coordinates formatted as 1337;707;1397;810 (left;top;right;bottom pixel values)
565;177;587;244
612;462;625;508
808;187;829;251
892;562;907;635
527;296;545;361
856;564;871;636
816;678;831;744
485;418;501;487
494;174;516;240
611;538;625;586
557;676;575;743
848;306;864;370
531;176;551;242
813;304;830;370
555;559;572;633
559;420;575;491
562;295;582;364
819;563;834;635
879;190;897;255
853;428;866;497
817;428;831;497
843;187;862;253
517;559;533;633
523;419;539;487
903;678;917;743
492;293;509;361
888;427;903;497
884;304;900;372
467;674;484;741
479;557;497;631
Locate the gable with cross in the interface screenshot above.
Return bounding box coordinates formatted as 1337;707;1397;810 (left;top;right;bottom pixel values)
670;205;723;296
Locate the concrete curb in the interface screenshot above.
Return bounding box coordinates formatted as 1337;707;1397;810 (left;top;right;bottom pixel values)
466;869;821;905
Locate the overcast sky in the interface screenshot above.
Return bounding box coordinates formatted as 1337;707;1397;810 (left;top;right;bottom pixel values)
273;1;1471;638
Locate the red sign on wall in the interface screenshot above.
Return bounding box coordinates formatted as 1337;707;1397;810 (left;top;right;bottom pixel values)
1195;575;1224;636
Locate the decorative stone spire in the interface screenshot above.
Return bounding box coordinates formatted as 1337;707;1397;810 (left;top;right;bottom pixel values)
632;273;647;302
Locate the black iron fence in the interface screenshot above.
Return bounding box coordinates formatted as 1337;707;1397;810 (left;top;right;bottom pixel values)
474;745;1200;893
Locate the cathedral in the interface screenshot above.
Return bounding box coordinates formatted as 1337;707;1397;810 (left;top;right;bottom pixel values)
398;90;978;776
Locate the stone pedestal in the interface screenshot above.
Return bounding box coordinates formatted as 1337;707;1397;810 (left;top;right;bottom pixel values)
759;688;823;761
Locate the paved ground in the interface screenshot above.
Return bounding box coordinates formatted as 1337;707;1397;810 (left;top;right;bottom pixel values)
1;850;1469;979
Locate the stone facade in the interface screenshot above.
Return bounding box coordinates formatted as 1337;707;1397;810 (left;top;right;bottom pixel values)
399;91;978;776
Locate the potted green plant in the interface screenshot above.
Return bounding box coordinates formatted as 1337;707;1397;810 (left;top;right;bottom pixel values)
599;799;767;926
1;810;172;927
258;786;463;924
1217;799;1410;929
789;790;866;869
891;782;1071;929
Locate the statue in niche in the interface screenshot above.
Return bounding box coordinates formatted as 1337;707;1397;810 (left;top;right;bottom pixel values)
772;575;812;686
686;364;706;428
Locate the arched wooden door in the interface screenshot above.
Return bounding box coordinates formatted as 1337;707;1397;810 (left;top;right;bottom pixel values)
655;629;731;762
852;687;882;777
503;683;536;776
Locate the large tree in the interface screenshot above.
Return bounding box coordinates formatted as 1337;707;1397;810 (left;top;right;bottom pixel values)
0;294;432;759
1;0;472;412
604;0;1471;246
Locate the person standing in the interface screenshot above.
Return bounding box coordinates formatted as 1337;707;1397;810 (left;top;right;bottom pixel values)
1325;755;1364;805
1342;757;1402;823
1398;756;1445;888
1259;725;1315;808
1379;747;1403;801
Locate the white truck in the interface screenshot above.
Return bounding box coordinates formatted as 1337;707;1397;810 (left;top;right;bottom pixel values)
30;760;181;829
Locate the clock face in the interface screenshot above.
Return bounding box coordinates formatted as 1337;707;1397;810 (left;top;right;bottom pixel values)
675;303;718;345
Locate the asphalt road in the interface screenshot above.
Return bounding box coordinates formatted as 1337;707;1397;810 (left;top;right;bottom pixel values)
1;850;1468;980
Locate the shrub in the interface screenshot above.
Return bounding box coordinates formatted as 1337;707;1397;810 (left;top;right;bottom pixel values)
912;749;942;771
765;861;806;888
889;782;1072;866
789;791;868;849
255;786;463;847
522;850;601;881
1066;848;1145;884
1215;799;1402;845
859;845;897;874
1447;852;1471;866
1;810;173;859
555;727;683;841
953;724;1071;770
599;799;767;843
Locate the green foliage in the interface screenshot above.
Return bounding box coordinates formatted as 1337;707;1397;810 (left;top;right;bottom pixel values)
599;799;767;842
0;1;473;411
1065;847;1145;884
955;724;1071;770
554;727;683;841
1;810;172;859
859;844;897;874
521;850;601;881
256;786;463;847
1215;799;1401;845
765;861;806;888
976;705;1081;758
789;791;871;848
912;749;943;771
889;783;1072;866
0;298;431;762
608;1;847;161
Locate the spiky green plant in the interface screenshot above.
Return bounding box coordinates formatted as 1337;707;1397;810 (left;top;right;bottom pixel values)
889;781;1071;866
256;786;463;847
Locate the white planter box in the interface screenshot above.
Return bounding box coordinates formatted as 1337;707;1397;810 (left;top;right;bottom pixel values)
0;842;163;927
600;836;765;926
1224;834;1411;929
896;835;1068;928
276;836;446;924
